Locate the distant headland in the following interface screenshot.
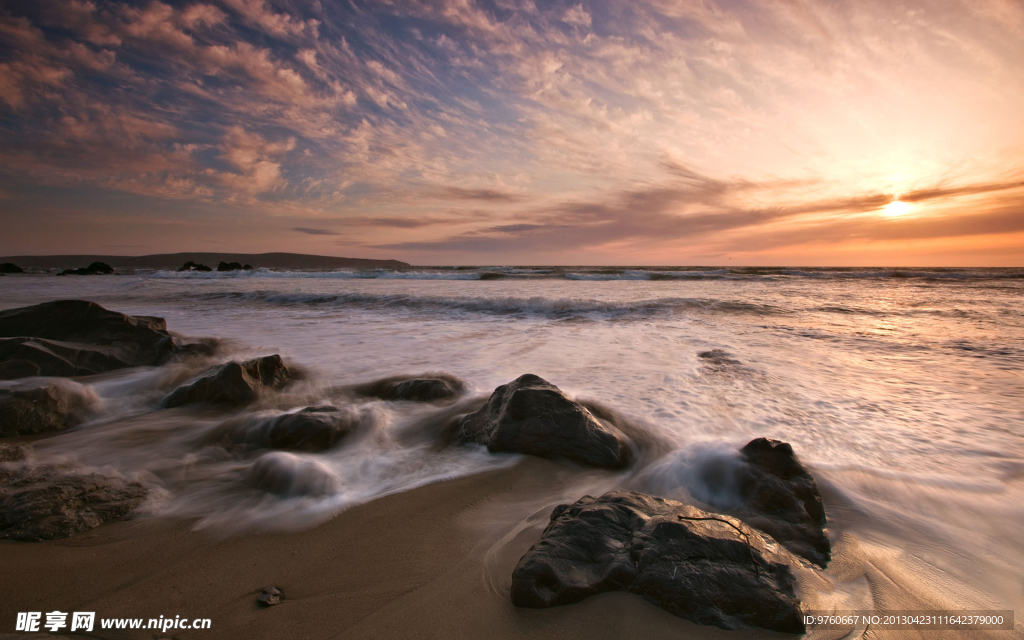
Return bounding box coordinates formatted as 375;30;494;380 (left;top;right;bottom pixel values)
0;252;410;271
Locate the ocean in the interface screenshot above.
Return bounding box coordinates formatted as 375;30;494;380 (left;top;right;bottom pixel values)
2;266;1022;616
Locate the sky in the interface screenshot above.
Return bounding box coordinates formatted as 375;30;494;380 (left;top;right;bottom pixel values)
1;0;1023;265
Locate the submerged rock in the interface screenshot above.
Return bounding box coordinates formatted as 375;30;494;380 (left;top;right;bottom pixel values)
257;586;284;606
0;443;27;462
511;491;804;633
177;261;212;272
357;374;465;402
0;300;199;379
455;374;631;468
247;452;340;497
224;406;358;452
0;262;24;274
0;382;98;437
164;355;292;407
0;464;147;541
58;261;114;276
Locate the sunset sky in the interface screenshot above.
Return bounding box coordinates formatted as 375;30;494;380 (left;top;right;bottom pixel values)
1;0;1022;265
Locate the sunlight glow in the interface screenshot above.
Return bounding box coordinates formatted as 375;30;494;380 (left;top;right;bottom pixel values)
883;199;915;217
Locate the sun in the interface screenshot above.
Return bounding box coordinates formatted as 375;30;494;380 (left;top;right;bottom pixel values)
882;199;915;217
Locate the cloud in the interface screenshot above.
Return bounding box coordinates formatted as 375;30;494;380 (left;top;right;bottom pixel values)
293;227;339;235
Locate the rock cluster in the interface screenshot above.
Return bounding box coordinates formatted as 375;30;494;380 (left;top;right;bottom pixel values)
217;261;253;271
177;261;212;272
58;261;114;276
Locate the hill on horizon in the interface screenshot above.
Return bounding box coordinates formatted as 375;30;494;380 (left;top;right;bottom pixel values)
0;252;410;270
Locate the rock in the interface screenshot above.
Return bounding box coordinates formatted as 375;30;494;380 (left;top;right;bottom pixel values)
0;300;191;378
247;452;340;497
0;262;23;274
224;406;358;452
0;464;147;541
511;491;804;633
455;374;631;469
164;355;291;407
356;374;465;402
0;382;98;437
257;586;284;606
217;261;251;271
58;261;114;276
177;261;212;272
0;443;27;462
726;438;830;567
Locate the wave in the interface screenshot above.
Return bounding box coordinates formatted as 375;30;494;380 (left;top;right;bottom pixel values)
191;291;783;319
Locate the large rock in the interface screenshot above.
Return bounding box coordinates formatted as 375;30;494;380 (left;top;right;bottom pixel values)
0;382;97;437
357;374;465;402
222;406;358;452
511;491;804;633
455;374;631;469
164;355;291;407
217;261;252;271
247;452;340;497
725;438;830;567
0;463;147;541
58;261;114;276
0;263;24;274
0;300;194;378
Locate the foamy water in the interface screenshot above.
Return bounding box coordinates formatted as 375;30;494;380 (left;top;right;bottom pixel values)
2;267;1022;613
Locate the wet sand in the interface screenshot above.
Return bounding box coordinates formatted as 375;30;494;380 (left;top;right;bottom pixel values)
1;454;1019;639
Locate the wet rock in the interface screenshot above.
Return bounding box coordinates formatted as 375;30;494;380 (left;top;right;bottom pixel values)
257;586;284;606
726;438;830;567
58;261;114;276
164;355;291;407
226;406;358;452
247;452;340;497
511;491;804;633
0;464;147;541
0;382;98;436
0;443;27;462
216;261;252;271
0;262;23;274
357;374;465;402
177;261;212;272
0;300;195;378
455;374;631;468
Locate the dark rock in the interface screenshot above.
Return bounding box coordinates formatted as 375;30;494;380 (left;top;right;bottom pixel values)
164;355;292;407
257;586;284;606
357;374;465;402
247;452;339;497
217;261;248;271
0;464;147;541
455;374;631;469
727;438;830;567
177;261;212;272
224;406;358;452
0;263;23;274
58;261;114;276
0;443;27;462
0;300;192;379
243;264;253;270
511;491;804;633
0;382;97;437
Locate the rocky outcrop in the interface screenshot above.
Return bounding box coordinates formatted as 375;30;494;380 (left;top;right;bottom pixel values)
222;406;358;452
511;491;804;633
58;261;114;276
721;438;830;567
357;374;465;402
0;262;24;274
0;463;147;541
455;374;631;469
217;261;252;271
177;261;212;272
0;300;202;379
164;355;292;407
0;382;97;437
